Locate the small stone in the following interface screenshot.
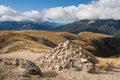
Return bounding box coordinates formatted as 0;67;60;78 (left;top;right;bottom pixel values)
73;60;83;71
62;61;70;69
12;58;20;66
51;56;56;59
79;47;82;50
80;58;88;63
55;65;62;71
58;55;63;59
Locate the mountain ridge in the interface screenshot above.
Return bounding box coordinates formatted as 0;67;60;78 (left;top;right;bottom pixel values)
0;21;62;30
54;19;120;35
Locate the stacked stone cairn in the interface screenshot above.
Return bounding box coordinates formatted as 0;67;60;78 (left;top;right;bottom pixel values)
40;40;99;73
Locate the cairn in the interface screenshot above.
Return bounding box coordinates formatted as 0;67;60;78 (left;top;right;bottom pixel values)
40;40;99;73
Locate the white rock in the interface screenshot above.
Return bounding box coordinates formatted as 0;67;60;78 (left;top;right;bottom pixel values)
80;58;88;63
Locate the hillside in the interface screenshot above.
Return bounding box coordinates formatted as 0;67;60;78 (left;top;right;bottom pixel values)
114;30;120;37
78;32;120;57
0;30;120;57
54;19;120;35
0;30;66;53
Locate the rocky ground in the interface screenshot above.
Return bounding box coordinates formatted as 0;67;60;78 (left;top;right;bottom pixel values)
0;41;120;80
0;60;120;80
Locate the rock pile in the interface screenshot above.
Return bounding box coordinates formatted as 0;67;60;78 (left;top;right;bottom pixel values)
40;40;99;73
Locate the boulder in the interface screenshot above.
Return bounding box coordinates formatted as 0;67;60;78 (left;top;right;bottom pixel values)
19;60;42;75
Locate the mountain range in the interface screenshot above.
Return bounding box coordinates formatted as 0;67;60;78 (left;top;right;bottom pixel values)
0;19;120;37
0;21;62;30
54;19;120;36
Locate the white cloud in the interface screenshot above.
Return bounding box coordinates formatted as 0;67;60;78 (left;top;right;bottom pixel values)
0;5;17;21
18;10;41;21
0;5;16;15
0;5;41;21
44;0;120;22
0;0;120;22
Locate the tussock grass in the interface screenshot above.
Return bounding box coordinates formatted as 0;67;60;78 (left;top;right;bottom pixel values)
7;45;25;53
0;30;120;58
96;57;120;72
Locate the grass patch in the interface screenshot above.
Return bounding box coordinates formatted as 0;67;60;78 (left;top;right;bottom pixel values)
7;45;25;53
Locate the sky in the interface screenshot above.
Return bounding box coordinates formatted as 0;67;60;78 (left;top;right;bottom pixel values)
0;0;92;12
0;0;120;23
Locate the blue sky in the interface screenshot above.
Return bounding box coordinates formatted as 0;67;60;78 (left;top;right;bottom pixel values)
0;0;119;23
0;0;92;12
